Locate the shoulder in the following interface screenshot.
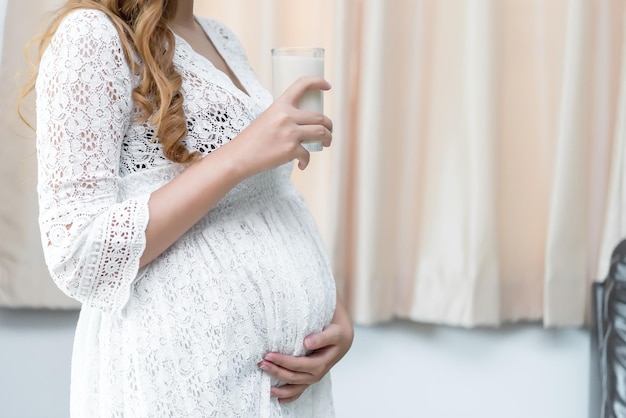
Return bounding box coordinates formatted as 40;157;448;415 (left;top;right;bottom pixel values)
43;8;129;73
47;8;126;62
196;17;247;54
55;8;121;42
197;17;237;38
39;8;133;92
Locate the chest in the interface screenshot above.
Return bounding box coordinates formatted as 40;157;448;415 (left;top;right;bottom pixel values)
119;24;273;176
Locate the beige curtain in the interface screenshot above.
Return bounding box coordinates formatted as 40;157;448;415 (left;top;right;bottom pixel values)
2;0;625;327
0;0;76;308
198;0;626;327
340;0;625;327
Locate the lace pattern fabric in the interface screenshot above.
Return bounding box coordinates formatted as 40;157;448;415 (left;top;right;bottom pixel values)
36;9;336;417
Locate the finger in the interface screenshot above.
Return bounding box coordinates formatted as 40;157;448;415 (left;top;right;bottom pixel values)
304;324;342;351
296;147;311;171
270;384;309;400
281;76;331;105
279;395;303;404
262;353;314;373
296;125;332;148
258;360;315;385
292;110;333;133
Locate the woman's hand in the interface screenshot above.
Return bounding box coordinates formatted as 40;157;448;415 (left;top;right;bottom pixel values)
228;76;333;176
258;295;354;404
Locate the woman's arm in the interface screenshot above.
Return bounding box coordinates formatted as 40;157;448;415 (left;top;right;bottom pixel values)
139;75;332;267
37;10;149;313
259;294;354;403
37;9;332;313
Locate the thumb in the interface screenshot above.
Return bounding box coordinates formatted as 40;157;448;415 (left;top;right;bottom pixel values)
304;324;341;351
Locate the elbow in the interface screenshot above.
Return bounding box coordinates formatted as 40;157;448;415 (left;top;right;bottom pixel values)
46;255;93;307
45;246;141;314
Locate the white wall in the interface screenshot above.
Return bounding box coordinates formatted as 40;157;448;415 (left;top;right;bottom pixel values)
0;309;590;418
0;309;75;418
332;321;590;418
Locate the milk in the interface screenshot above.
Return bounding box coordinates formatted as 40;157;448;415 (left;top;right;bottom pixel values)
272;49;325;152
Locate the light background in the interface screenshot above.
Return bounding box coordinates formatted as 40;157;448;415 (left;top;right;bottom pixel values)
0;309;589;418
0;0;594;416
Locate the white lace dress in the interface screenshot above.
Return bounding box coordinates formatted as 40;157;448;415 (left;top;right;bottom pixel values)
36;9;336;418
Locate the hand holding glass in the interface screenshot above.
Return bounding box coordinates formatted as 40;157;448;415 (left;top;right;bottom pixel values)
272;47;325;152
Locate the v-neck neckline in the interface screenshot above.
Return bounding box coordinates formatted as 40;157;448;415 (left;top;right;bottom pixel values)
171;18;253;103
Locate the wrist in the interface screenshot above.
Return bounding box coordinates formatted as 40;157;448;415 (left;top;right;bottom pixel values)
206;139;254;185
217;131;264;181
333;297;354;347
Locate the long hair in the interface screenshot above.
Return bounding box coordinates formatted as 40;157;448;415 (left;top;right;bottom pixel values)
19;0;199;164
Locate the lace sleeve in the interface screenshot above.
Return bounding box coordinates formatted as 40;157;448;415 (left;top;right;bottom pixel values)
35;9;149;313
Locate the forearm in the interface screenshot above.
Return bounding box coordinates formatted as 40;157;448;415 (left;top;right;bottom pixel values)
139;141;247;267
139;76;333;268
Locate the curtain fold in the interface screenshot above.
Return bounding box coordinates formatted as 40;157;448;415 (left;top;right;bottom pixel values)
463;0;499;324
351;0;392;323
2;0;626;327
544;0;592;326
598;2;626;285
394;0;427;318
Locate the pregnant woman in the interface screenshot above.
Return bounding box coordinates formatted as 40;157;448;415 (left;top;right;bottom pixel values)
24;0;353;416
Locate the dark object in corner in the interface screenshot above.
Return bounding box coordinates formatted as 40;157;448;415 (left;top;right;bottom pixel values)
590;239;626;418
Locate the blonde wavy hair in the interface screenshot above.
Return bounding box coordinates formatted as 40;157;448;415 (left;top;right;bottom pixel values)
20;0;199;164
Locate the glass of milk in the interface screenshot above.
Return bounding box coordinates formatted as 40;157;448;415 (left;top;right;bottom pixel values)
272;47;325;152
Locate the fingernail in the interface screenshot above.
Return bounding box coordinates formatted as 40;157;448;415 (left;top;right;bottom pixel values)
258;362;267;371
304;337;314;348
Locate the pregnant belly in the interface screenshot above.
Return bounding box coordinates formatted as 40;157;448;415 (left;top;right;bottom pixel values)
130;200;336;363
195;209;337;357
